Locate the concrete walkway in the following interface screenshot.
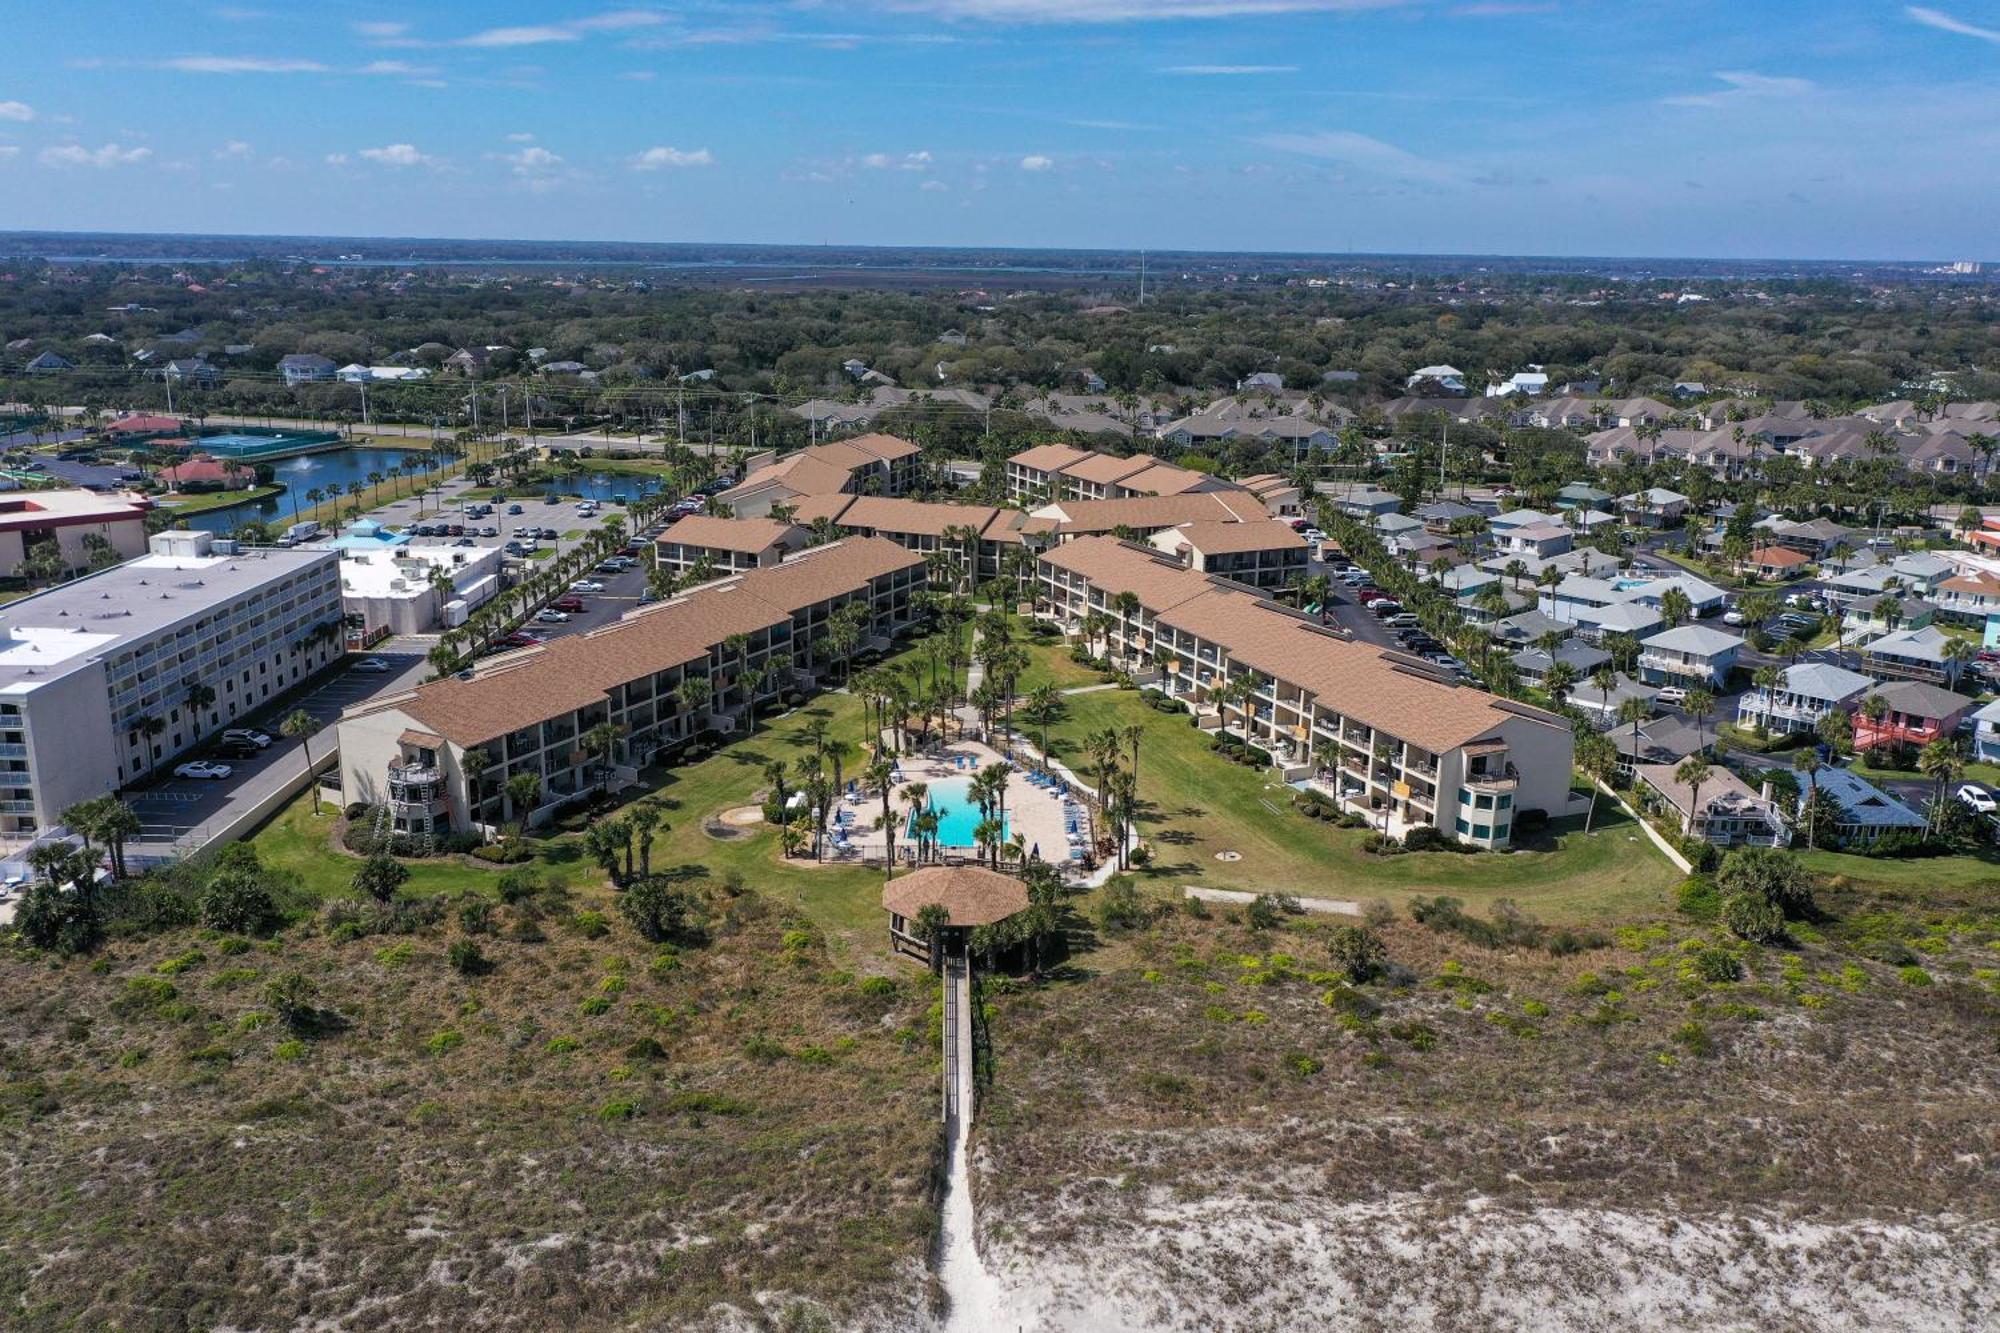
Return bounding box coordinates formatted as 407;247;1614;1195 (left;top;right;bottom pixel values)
938;953;1008;1329
1183;886;1362;916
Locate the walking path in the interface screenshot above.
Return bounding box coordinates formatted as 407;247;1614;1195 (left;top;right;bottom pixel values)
1058;681;1120;696
937;953;1008;1330
1182;886;1362;915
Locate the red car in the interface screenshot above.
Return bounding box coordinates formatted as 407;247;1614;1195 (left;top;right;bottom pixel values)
1356;590;1390;604
550;595;585;613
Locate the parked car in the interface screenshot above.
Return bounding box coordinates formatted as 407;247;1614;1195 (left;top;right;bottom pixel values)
479;526;498;538
506;503;523;515
212;739;262;760
1955;782;1998;815
1723;609;1748;626
174;760;232;780
503;542;530;557
352;657;392;673
1369;600;1403;617
221;728;271;749
544;494;562;505
550;595;585;612
1656;686;1689;705
571;580;606;593
535;609;571;624
1386;614;1420;629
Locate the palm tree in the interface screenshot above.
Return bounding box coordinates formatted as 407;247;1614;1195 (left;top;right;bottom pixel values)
185;682;217;729
504;770;542;837
1542;660;1579;704
459;747;490;828
867;758;898;879
1917;736;1965;840
279;709;325;814
1791;748;1826;850
1575;731;1613;834
1616;695;1651;776
1591;665;1618;720
582;720;623;795
1674;756;1712;837
1683;687;1716;752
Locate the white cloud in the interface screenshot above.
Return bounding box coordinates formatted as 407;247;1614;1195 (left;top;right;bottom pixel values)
158;55;329;73
0;101;35;122
570;9;667;31
1663;70;1814;109
39;143;153;168
920;178;949;191
1906;5;2000;44
356;142;436;167
358;60;433;76
0;146;19;161
352;20;410;39
504;146;562;171
866;0;1403;19
863;150;933;171
1255;128;1464;185
631;145;713;169
324;152;349;165
460;25;578;47
1161;64;1298;74
505;132;536;142
217;140;253;158
1019;154;1054;170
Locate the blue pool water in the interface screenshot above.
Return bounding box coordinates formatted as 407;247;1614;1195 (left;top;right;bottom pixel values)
1610;577;1655;592
910;776;1008;847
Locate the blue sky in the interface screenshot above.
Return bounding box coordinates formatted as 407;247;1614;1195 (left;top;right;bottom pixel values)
2;1;1997;259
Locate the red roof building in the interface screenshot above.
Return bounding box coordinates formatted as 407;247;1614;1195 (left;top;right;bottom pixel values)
104;414;186;438
158;455;255;490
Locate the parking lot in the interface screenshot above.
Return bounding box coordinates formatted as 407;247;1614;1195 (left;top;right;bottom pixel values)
120;640;433;856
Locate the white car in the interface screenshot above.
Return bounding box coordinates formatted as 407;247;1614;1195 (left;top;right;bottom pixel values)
535;609;571;623
174;760;232;780
1656;686;1689;706
571;580;606;593
352;657;392;673
221;728;271;748
1722;609;1747;626
1955;783;1998;815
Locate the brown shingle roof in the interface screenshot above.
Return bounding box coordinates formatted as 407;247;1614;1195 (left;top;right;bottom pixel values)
400;538;922;746
841;432;922;462
656;514;801;554
882;865;1028;926
1042;492;1263;534
833;495;1001;539
1009;443;1094;473
1118;462;1215;496
1171;519;1306;556
1061;451;1160;486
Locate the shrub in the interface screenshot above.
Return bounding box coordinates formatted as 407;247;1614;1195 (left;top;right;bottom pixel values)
1245;893;1300;930
351;853;410;904
457;900;493;935
264;972;317;1031
447;940;488;975
1676;875;1721;921
858;975;896;998
1284;1052;1324;1078
1716;846;1818;919
198;869;279;936
1672;1020;1715;1055
1402;826;1471;854
1687;947;1742;983
596;1099;639;1121
1359;832;1403;856
472;842;535;864
619;876;703;944
1326;925;1388;983
1720;891;1785;943
1096;879;1154;933
425;1029;465;1055
15;882;103;956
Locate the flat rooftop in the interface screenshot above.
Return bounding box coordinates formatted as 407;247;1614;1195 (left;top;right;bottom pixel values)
0;488;149;528
0;546;338;695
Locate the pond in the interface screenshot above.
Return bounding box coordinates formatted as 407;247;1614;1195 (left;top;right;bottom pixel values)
182;450;670;533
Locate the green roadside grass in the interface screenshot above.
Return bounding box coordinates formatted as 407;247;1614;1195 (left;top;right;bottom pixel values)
1796;846;2000;892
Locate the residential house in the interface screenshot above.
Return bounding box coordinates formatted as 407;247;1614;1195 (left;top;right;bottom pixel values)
1557;482;1614;511
23;352;74;374
1862;625;1967;686
1618;487;1690;529
1510;639;1611;686
1637;624;1744;688
1735;661;1873;736
1493;521;1573;560
1744;544;1812;581
1851;679;1974;751
1970;698;2000;764
1928;571;2000;629
1331;487;1403;519
1572;672;1661;731
1235;474;1305;517
161;358;221;388
654;515;808;576
279;353;337;385
1031;491;1268;543
1405;364;1467;394
1797;768;1925;846
717;434;923;517
1635;763;1788;848
790;494;1032;586
1485;370;1549;397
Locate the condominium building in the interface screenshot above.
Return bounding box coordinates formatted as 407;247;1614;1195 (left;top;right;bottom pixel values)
337;538;928;838
1149;519;1308;588
1004;445;1236;506
654;514;807;575
717;434;923;517
0;530;343;841
786;494;1037;586
0;488;151;577
1031;490;1273;542
1035;537;1574;848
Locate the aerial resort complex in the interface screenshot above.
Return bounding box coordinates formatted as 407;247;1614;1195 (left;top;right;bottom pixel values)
3;12;1998;1320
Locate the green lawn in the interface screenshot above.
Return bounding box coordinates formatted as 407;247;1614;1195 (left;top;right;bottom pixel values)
248;795;526;900
1849;757;2000;787
158;484;283;516
1032;676;1680;923
1796;846;2000;891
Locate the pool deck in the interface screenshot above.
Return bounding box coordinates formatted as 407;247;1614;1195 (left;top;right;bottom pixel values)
826;739;1082;869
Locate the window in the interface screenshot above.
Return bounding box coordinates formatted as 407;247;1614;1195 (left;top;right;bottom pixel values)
1493;823;1510;841
1497;793;1512;810
1455;817;1470;835
1473;824;1491;840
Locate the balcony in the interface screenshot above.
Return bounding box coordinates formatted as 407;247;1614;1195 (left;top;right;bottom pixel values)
1463;763;1520;793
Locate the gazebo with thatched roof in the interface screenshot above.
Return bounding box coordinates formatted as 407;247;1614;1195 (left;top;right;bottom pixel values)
883;864;1029;968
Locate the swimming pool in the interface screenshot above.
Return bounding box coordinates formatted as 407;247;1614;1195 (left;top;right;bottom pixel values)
909;776;1007;848
1610;577;1655;592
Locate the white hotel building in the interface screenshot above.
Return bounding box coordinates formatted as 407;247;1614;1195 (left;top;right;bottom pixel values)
0;531;342;842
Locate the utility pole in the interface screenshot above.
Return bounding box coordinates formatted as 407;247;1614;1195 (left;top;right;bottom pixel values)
498;385;508;432
1138;250;1147;305
358;380;370;428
